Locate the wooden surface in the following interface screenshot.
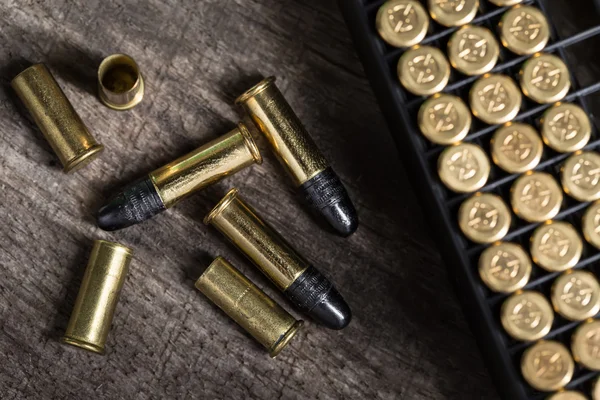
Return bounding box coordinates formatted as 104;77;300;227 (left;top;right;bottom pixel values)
0;1;501;399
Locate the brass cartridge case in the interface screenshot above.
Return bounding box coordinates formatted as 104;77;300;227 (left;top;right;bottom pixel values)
195;257;302;357
204;188;352;330
204;189;307;290
62;240;132;354
151;123;262;208
236;77;327;186
11;64;104;173
236;77;358;237
96;123;262;231
98;54;144;110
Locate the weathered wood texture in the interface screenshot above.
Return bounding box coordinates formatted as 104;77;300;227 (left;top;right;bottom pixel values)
4;0;594;399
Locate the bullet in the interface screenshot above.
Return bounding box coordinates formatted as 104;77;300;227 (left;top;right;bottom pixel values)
447;25;499;76
540;103;591;153
204;188;352;330
376;0;429;48
97;123;262;230
195;257;303;357
489;0;522;5
490;122;543;174
458;193;511;243
469;74;522;125
427;0;478;27
62;240;132;354
582;201;600;249
572;319;600;371
552;270;600;321
478;242;531;293
11;64;104;173
236;77;358;237
520;53;571;104
521;340;574;392
418;94;471;145
530;221;582;272
98;54;144;110
547;391;587;400
398;45;450;96
437;142;490;193
510;171;562;223
501;290;553;341
561;151;600;202
499;5;550;55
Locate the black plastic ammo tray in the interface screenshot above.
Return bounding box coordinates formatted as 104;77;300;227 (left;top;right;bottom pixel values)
339;0;600;399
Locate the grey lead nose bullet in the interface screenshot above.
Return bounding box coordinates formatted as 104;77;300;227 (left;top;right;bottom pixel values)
235;77;358;237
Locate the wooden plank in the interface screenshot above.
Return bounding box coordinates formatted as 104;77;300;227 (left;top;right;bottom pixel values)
0;0;496;398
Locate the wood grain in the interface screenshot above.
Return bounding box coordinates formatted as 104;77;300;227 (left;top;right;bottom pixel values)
0;1;497;399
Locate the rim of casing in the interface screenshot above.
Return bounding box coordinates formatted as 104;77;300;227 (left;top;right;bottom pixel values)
235;76;276;105
269;320;303;358
63;144;105;173
237;122;263;164
98;54;144;111
95;239;133;256
204;188;239;225
61;335;106;355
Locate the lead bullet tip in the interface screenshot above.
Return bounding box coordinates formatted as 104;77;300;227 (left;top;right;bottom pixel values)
301;167;358;237
286;266;352;330
97;177;166;231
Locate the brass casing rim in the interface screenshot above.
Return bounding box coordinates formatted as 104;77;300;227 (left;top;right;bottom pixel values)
519;54;570;104
94;240;133;256
237;122;263;164
489;0;522;5
541;103;591;153
561;151;600;202
196;255;223;286
269;320;303;358
204;188;239;225
469;74;522;125
61;335;105;355
99;75;144;111
571;320;600;370
583;201;600;249
235;76;276;105
479;242;532;293
398;46;451;96
428;0;478;27
12;63;104;173
11;63;44;82
448;25;499;76
98;54;144;111
63;143;105;173
501;291;553;341
499;5;549;56
521;340;574;391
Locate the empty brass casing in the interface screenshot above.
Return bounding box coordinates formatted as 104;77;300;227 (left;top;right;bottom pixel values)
98;54;144;110
204;188;307;290
62;240;132;354
195;257;302;357
235;77;327;186
150;123;262;208
11;64;104;173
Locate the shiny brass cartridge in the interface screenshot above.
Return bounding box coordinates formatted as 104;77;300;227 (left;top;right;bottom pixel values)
98;54;144;110
235;77;358;237
62;240;132;354
97;123;262;230
521;340;574;392
195;257;302;357
11;64;104;173
204;188;352;330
